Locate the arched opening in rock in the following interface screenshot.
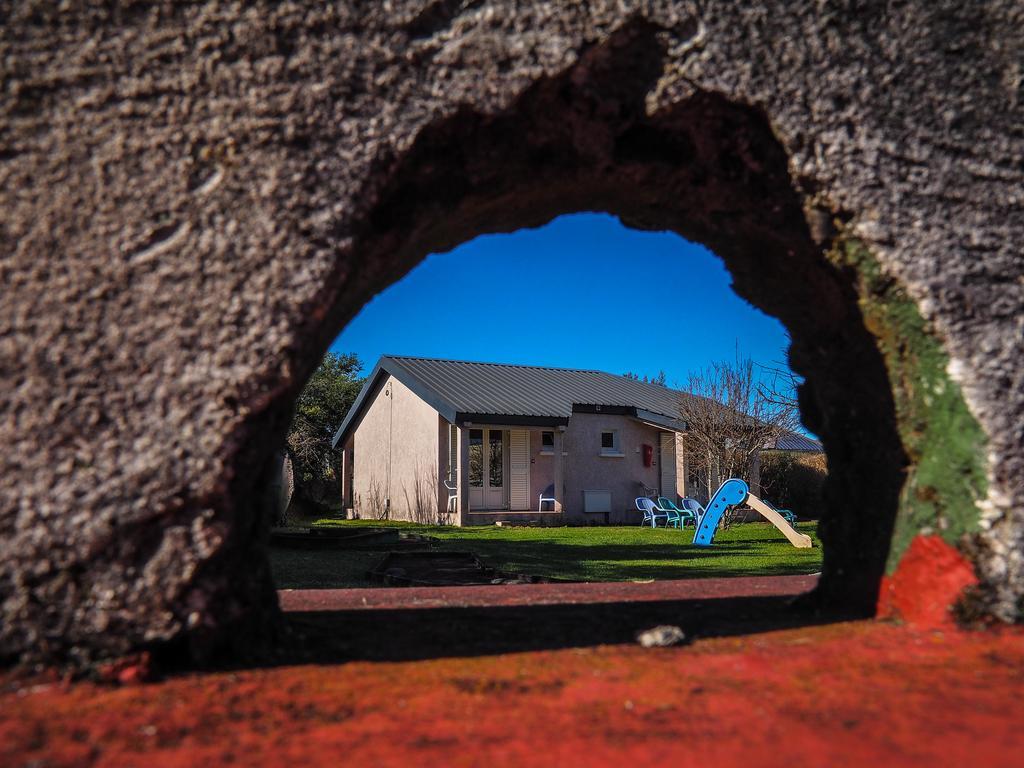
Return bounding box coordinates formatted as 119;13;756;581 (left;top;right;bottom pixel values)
202;22;911;667
272;214;824;585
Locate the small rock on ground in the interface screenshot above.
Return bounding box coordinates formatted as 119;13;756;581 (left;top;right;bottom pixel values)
636;625;687;648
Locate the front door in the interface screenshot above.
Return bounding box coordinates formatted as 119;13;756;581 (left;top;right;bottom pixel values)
468;428;506;510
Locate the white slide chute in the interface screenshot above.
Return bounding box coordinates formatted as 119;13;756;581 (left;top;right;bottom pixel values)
745;493;813;548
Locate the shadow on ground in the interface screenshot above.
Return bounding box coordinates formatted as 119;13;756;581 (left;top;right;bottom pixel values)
264;524;833;669
282;593;852;665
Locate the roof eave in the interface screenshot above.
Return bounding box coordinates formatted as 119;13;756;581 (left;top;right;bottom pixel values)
456;412;570;427
634;408;687;432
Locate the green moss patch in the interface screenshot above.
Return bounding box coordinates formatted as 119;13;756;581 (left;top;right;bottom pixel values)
828;236;987;570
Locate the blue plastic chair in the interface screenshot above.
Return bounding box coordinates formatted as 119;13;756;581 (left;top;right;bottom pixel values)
680;498;706;528
635;497;669;528
762;498;797;525
657;497;697;529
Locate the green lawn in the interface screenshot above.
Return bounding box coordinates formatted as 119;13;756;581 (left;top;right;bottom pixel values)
270;520;822;589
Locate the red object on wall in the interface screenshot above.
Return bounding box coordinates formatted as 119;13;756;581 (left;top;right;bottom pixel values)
642;444;653;467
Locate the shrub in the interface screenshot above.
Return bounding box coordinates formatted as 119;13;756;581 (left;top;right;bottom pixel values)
759;451;827;519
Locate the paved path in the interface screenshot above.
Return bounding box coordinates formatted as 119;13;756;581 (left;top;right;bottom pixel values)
278;573;820;612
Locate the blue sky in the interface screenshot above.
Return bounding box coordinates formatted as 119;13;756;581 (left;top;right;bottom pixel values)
330;213;792;390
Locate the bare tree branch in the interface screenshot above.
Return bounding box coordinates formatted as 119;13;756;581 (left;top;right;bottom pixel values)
679;352;801;500
755;334;801;410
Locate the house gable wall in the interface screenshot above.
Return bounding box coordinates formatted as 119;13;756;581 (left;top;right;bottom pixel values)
350;374;442;523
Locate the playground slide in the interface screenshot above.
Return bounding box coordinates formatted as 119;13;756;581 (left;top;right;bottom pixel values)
692;478;812;548
692;478;748;547
744;494;813;548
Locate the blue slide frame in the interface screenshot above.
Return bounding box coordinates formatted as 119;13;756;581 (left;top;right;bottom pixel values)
692;478;749;547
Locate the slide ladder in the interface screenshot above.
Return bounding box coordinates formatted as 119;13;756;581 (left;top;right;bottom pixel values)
692;478;813;549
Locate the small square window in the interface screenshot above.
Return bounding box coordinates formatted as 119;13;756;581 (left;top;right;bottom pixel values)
600;430;622;455
540;431;555;455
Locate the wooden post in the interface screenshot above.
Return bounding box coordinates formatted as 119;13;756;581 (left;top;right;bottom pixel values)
749;450;762;497
339;447;348;510
456;425;470;526
708;449;720;500
553;428;565;513
675;432;688;500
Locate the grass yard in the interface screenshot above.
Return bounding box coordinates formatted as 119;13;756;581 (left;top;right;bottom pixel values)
270;520;821;590
270;548;384;590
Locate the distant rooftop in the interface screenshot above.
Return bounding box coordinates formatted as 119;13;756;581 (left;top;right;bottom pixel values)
770;432;823;452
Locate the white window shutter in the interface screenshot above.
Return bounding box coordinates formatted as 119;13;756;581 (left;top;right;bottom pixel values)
659;432;676;498
509;429;530;510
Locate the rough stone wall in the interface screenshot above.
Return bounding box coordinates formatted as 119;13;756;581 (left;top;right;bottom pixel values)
2;1;1022;665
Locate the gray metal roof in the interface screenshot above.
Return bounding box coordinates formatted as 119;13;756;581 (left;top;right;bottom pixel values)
331;355;825;453
332;355;692;446
389;356;692;419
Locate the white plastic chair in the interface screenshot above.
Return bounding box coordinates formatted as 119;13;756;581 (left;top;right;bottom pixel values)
444;478;458;517
538;483;556;511
635;497;669;528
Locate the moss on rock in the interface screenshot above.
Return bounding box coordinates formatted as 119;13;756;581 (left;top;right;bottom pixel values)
828;236;988;571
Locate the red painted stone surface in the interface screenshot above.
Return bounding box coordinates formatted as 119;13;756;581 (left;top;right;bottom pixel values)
4;620;1023;767
877;535;980;628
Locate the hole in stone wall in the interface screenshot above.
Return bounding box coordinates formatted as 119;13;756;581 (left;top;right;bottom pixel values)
240;45;910;671
266;217;839;662
202;21;910;667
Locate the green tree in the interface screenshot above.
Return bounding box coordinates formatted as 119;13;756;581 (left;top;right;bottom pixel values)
287;352;363;508
622;370;668;386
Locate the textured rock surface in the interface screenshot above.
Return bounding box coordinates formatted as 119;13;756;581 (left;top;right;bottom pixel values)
2;1;1022;665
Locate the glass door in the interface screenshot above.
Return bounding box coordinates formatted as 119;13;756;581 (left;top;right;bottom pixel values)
468;428;506;510
486;429;504;509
